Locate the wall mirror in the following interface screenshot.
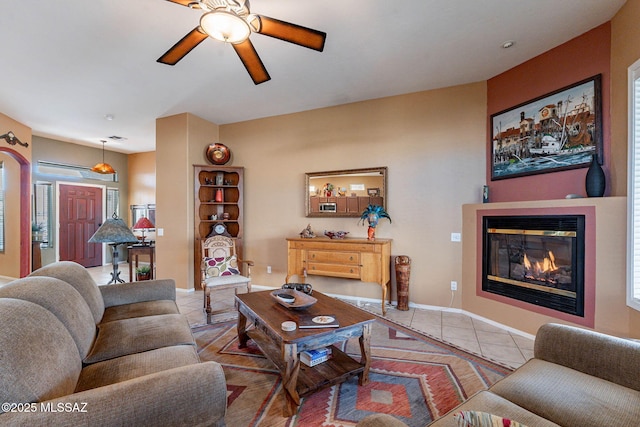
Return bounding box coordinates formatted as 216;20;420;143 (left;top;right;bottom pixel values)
305;167;387;217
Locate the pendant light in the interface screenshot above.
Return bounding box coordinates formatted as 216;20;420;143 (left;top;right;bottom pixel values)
91;140;115;174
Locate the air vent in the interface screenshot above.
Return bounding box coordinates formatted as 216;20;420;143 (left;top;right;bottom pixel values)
107;135;127;141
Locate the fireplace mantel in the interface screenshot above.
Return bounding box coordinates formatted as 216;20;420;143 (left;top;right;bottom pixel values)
462;197;627;335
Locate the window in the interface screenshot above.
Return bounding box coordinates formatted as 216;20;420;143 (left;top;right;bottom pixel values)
33;182;52;247
107;188;120;220
0;162;4;252
627;58;640;311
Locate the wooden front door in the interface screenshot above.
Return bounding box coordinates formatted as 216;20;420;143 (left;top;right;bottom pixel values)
59;184;103;267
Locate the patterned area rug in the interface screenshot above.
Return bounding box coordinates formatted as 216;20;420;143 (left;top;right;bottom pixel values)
193;318;512;427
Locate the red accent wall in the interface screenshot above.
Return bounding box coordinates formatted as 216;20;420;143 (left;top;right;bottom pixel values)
487;23;611;202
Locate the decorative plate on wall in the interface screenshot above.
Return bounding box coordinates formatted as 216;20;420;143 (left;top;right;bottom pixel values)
206;143;231;165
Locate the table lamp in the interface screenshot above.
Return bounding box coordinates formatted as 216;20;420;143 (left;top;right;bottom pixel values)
88;214;138;284
133;216;155;245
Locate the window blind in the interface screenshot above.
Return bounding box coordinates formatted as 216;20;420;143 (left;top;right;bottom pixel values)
628;61;640;310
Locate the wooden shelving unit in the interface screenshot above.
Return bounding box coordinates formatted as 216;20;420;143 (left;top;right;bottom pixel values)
193;165;244;289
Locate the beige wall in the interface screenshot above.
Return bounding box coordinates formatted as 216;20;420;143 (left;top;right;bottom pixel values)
0;113;31;278
610;0;640;335
128;151;156;212
155;113;219;290
611;0;640;197
217;82;487;305
155;83;487;301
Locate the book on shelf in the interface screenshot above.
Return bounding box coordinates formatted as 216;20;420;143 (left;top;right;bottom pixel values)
297;314;339;329
300;347;332;367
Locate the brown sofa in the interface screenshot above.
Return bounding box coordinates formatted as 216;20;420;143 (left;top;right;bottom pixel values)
357;323;640;427
0;261;227;426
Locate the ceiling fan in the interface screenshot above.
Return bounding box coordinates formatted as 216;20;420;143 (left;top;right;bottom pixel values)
157;0;327;85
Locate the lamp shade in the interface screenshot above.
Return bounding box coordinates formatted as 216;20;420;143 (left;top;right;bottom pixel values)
88;216;138;244
133;216;155;230
91;162;116;174
91;140;116;174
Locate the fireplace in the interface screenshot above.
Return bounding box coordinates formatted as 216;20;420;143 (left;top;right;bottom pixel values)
482;215;585;317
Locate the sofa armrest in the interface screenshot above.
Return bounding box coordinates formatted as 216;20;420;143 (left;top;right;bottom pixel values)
0;362;227;427
534;323;640;391
99;279;176;308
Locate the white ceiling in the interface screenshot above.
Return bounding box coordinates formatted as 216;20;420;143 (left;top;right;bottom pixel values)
0;0;626;154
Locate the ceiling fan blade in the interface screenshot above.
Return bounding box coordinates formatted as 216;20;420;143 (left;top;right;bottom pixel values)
157;27;208;65
255;15;326;52
164;0;201;8
232;39;271;85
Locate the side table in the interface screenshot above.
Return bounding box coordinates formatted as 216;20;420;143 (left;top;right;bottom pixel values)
127;244;155;282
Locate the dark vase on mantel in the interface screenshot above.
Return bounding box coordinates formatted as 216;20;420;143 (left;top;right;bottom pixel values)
585;153;606;197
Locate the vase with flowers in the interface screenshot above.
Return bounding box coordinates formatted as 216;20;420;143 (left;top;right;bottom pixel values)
358;204;391;240
323;182;334;197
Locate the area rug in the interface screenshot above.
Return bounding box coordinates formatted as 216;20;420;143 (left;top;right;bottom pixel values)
193;318;512;427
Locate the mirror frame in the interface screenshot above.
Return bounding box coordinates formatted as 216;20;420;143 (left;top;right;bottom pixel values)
305;167;387;217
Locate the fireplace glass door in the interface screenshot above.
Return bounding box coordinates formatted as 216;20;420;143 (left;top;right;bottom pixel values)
482;215;585;316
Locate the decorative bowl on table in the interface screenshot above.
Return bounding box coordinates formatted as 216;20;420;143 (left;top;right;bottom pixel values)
324;230;349;239
270;289;317;310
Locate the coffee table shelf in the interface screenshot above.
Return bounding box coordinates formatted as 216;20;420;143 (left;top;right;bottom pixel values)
236;289;374;416
247;330;364;397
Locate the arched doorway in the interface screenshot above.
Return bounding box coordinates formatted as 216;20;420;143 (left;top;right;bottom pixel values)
0;146;30;277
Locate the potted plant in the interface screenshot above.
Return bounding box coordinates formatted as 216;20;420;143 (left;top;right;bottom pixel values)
136;265;152;281
358;204;391;240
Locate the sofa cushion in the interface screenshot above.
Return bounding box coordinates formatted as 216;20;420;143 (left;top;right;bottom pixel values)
0;299;82;407
427;391;560;427
84;313;195;364
205;255;240;277
0;276;96;358
534;323;640;392
76;345;200;392
101;299;180;323
30;260;105;324
490;359;640;427
99;279;177;308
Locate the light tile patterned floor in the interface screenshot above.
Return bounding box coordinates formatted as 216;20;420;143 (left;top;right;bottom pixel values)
3;263;534;369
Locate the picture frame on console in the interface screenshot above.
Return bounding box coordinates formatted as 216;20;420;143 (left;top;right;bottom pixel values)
490;74;602;180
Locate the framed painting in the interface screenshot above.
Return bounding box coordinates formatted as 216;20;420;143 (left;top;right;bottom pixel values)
490;74;602;180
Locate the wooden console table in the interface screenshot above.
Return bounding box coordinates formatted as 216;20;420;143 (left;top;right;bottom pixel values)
286;237;392;315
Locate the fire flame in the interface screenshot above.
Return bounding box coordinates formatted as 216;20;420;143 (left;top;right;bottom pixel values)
523;251;558;277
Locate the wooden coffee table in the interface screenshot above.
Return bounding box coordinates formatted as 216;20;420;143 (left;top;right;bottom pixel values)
235;289;375;417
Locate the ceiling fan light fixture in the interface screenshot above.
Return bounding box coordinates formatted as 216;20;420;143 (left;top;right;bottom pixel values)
200;10;251;44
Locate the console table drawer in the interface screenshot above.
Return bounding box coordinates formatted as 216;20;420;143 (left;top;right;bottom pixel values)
286;237;392;314
307;262;361;279
308;251;360;265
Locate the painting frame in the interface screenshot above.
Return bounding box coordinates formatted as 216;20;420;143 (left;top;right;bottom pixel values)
490;74;602;181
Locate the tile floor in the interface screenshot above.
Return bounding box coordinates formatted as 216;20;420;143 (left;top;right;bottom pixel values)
182;289;534;369
3;263;535;370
